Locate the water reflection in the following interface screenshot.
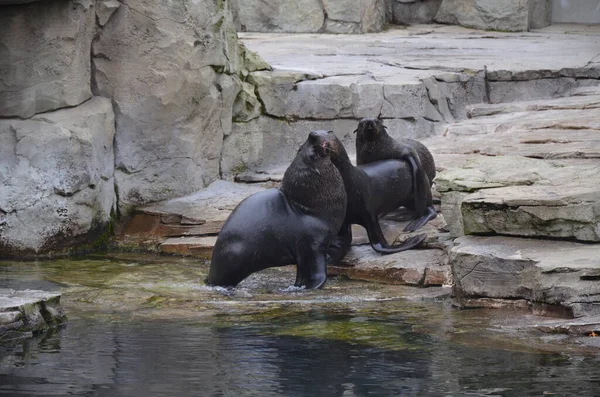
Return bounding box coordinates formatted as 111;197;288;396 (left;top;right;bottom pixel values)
1;316;600;397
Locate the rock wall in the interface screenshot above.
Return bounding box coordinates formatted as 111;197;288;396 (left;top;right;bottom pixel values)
434;0;552;32
0;0;255;256
236;0;388;33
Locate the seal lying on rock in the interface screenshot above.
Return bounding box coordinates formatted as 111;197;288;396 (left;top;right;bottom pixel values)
206;131;347;289
355;118;437;233
312;130;426;265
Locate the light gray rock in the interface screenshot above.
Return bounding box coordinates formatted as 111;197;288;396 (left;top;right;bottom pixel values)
391;0;443;25
381;81;443;120
0;0;95;118
422;72;487;122
435;155;600;242
0;97;116;255
0;289;66;342
329;246;450;286
359;0;388;33
93;0;243;209
237;0;325;33
450;235;600;317
95;0;120;26
529;0;552;28
233;82;262;122
323;0;361;23
435;0;530;32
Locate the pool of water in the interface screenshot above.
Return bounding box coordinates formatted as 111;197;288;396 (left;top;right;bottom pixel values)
1;254;599;396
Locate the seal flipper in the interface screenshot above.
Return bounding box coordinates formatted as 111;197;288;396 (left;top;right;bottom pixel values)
295;236;328;289
327;223;352;266
370;233;427;254
405;150;430;217
364;214;426;254
403;206;437;233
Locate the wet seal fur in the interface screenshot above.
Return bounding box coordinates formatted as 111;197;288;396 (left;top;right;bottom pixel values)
206;131;347;289
355;118;437;232
313;131;426;265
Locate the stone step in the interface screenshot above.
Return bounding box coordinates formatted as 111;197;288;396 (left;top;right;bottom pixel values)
0;289;66;343
435;155;600;242
450;235;600;318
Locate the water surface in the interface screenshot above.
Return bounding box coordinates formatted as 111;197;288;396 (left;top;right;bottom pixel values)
1;254;599;396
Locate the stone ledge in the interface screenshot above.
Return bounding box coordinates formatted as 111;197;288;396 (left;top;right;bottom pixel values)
0;289;67;343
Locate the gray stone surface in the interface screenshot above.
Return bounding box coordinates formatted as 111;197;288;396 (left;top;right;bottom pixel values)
529;0;552;29
95;0;120;26
329;246;450;286
93;0;243;210
435;0;530;32
391;0;443;25
0;289;66;343
551;0;600;24
450;236;600;317
435;155;600;242
0;0;95;118
0;97;116;254
235;0;387;34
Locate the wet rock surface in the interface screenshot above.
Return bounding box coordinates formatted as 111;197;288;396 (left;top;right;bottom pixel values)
0;289;66;343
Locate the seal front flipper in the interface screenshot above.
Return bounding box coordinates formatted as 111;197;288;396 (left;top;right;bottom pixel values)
370;233;427;254
403;206;437;233
327;223;352;266
295;236;329;289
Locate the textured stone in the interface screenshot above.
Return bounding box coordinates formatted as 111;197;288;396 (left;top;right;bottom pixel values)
0;289;66;342
0;97;116;255
236;0;325;33
95;0;120;26
0;0;95;118
391;0;443;25
435;0;530;32
450;236;600;317
233;82;262;122
422;72;487;122
93;0;243;209
328;246;450;286
529;0;551;29
159;236;218;259
435;156;600;242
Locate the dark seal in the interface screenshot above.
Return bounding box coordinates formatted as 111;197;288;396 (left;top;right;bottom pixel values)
206;131;347;289
312;131;426;265
355;118;437;232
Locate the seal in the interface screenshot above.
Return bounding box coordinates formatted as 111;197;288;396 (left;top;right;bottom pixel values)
313;130;426;265
355;118;437;232
206;131;347;289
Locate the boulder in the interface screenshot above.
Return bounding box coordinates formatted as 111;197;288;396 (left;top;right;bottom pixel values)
0;97;116;255
391;0;443;25
435;0;530;32
435;155;600;242
0;0;95;118
92;0;243;210
451;235;600;317
0;289;66;343
236;0;325;33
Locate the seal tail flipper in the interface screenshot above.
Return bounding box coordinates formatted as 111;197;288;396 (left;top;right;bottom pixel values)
406;153;429;216
403;206;438;233
370;233;427;254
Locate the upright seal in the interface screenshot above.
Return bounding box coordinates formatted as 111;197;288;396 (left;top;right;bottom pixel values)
355;118;437;232
312;131;426;265
206;131;347;289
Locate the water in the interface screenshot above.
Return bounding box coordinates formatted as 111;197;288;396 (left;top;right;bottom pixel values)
1;254;599;396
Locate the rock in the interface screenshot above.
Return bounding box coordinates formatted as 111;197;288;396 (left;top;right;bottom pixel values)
93;0;243;210
235;0;387;33
450;235;600;317
391;0;443;25
159;236;218;259
233;82;262;122
435;0;530;32
95;0;120;26
0;0;95;118
236;0;325;33
121;180;268;242
0;289;66;343
422;72;487;122
0;97;116;255
528;0;551;29
435;155;600;242
328;246;450;286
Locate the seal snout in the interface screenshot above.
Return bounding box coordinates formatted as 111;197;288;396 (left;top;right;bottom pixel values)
309;130;333;155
